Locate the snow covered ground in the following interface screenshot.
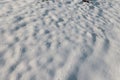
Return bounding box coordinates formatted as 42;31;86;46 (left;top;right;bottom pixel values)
0;0;120;80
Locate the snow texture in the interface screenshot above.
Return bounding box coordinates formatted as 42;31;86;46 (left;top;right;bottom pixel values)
0;0;120;80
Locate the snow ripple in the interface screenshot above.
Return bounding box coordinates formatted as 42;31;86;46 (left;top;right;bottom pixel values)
0;0;120;80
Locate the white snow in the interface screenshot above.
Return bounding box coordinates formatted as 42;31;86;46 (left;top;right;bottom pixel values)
0;0;120;80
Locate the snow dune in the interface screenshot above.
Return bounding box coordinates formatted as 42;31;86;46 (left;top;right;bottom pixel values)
0;0;120;80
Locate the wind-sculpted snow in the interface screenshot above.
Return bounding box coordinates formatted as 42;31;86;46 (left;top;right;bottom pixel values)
0;0;120;80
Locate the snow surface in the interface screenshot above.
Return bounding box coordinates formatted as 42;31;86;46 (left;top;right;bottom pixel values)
0;0;120;80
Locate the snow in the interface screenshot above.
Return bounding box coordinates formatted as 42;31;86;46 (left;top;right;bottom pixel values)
0;0;120;80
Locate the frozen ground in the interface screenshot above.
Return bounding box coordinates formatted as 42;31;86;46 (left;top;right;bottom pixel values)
0;0;120;80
